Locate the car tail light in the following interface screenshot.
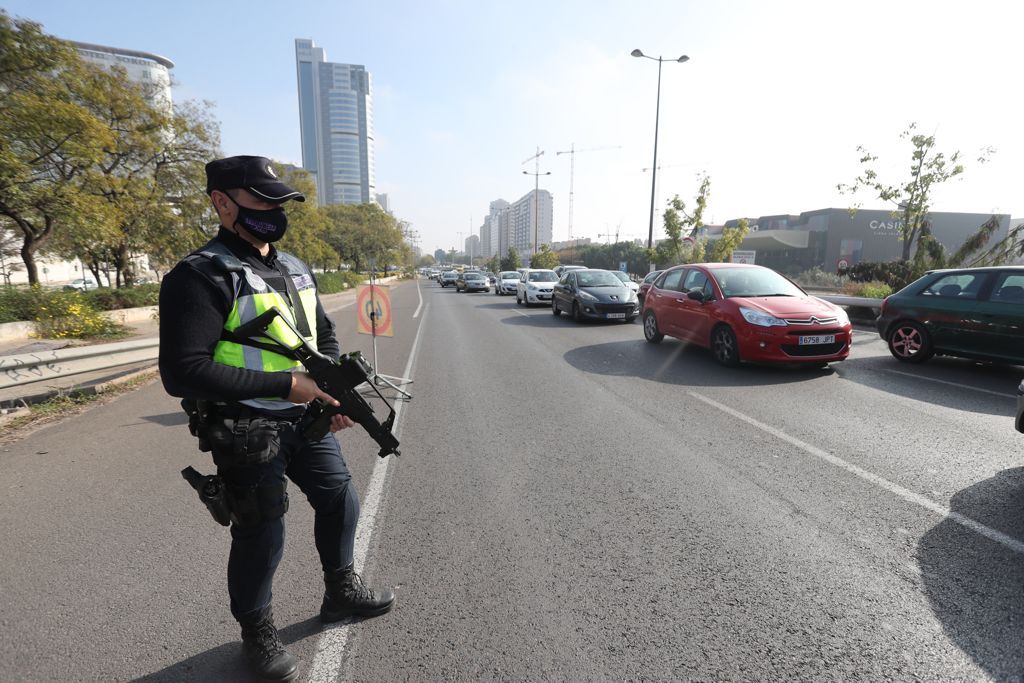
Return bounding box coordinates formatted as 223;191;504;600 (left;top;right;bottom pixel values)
880;296;889;316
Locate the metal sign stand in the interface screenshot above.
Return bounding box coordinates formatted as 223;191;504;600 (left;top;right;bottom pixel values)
367;270;413;401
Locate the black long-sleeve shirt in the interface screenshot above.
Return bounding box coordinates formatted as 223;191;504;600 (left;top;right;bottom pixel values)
159;228;340;405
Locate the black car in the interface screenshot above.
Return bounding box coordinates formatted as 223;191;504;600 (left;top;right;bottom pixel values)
875;266;1024;364
455;271;489;293
551;268;639;323
1017;379;1024;433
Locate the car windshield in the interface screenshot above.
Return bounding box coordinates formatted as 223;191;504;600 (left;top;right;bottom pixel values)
500;272;519;279
577;271;623;287
528;272;557;282
643;271;662;284
708;267;804;298
611;271;631;283
465;273;484;280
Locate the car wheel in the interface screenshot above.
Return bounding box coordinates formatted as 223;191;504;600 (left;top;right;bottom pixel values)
643;310;663;343
887;321;933;363
516;292;522;305
552;299;561;316
572;302;583;323
711;325;740;367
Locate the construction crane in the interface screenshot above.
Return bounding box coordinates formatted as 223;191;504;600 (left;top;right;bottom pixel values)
597;222;622;244
555;144;621;246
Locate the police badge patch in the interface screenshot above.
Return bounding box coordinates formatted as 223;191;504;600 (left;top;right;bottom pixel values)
245;270;269;292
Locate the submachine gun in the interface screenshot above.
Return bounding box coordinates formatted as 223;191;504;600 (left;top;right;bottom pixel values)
228;306;403;458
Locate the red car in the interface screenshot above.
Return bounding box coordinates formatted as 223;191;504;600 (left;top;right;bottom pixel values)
642;263;853;367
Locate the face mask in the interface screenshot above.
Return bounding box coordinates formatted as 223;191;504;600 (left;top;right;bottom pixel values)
225;193;289;243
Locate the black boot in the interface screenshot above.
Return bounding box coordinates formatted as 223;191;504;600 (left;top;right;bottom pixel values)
321;565;395;622
239;608;299;682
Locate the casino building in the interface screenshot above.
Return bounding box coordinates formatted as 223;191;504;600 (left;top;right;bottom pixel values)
703;209;1011;274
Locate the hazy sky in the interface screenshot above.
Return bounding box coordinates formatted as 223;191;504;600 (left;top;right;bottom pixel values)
5;0;1021;254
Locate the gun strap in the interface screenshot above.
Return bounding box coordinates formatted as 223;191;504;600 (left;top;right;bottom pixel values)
219;329;301;360
272;260;313;339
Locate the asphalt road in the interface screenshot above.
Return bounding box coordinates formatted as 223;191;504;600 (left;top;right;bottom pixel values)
1;277;1023;682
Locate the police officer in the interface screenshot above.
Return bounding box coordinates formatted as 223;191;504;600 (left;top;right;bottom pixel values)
159;156;394;682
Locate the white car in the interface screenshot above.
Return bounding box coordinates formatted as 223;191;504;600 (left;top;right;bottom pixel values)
495;271;520;296
611;270;640;294
516;269;559;306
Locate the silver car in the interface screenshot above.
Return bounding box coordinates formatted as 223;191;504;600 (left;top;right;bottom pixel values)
495;271;520;296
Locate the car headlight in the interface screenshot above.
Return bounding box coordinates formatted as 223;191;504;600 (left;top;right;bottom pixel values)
739;307;787;327
527;283;539;290
833;307;850;326
579;290;598;301
626;290;637;302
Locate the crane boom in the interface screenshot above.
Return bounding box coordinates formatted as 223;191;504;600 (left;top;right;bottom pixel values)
552;144;621;245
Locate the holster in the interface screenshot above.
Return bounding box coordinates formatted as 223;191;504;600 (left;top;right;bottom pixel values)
181;400;283;468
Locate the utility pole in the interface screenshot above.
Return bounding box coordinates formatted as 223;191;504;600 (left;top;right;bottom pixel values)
555;144;620;261
522;147;550;258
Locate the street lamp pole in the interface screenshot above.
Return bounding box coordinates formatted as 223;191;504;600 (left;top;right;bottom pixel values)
632;49;689;273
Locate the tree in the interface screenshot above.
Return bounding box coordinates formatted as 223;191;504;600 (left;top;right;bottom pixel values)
0;12;114;284
709;219;750;262
324;203;405;272
579;241;649;275
500;246;521;271
530;243;560;270
417;254;436;267
486;255;501;274
655;175;711;268
838;123;989;262
275;164;335;270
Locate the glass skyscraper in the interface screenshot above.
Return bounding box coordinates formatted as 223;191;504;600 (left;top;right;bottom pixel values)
295;39;375;205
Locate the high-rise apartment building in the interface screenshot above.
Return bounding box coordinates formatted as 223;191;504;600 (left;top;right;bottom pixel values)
72;41;174;111
508;189;553;258
465;234;480;263
295;38;375;205
485;200;509;258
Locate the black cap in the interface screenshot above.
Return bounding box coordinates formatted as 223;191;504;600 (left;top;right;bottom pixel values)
205;156;306;203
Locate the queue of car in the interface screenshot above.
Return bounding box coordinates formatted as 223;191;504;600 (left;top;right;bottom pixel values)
426;261;1024;376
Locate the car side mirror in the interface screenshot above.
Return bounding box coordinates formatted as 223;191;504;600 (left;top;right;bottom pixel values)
686;289;704;302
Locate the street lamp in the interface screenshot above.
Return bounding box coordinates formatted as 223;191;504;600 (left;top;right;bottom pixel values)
632;48;689;273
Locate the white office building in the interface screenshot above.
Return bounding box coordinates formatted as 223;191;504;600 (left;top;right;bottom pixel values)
72;41;174;111
295;38;375;205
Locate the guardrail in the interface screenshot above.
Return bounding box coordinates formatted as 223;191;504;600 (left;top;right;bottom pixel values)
0;338;158;391
817;295;884;309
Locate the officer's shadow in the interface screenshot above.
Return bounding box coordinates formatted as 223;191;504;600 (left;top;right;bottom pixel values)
131;615;331;682
917;466;1024;681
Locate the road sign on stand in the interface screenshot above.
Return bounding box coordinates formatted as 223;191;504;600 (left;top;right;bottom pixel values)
356;284;393;337
619;261;628;272
837;258;850;273
731;250;756;264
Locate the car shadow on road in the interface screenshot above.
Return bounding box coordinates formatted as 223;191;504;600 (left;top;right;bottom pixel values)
834;356;1018;417
130;615;328;682
500;313;635;328
563;339;833;387
917;467;1024;681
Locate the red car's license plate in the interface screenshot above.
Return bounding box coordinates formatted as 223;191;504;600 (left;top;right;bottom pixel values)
799;335;836;345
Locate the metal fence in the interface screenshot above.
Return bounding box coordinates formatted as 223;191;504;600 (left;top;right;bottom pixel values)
0;338;158;391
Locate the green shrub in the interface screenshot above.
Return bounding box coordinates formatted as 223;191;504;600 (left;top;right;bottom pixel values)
793;267;845;290
840;261;920;290
32;290;127;339
316;271;367;294
83;283;160;310
0;286;48;323
843;280;892;299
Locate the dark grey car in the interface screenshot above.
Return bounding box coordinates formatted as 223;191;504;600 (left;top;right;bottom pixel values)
1017;379;1024;433
551;269;639;323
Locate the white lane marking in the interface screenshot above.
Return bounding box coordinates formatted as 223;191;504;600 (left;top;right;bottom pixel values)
307;304;429;683
324;301;354;314
686;390;1024;556
512;309;530;317
882;369;1016;398
413;278;423;318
